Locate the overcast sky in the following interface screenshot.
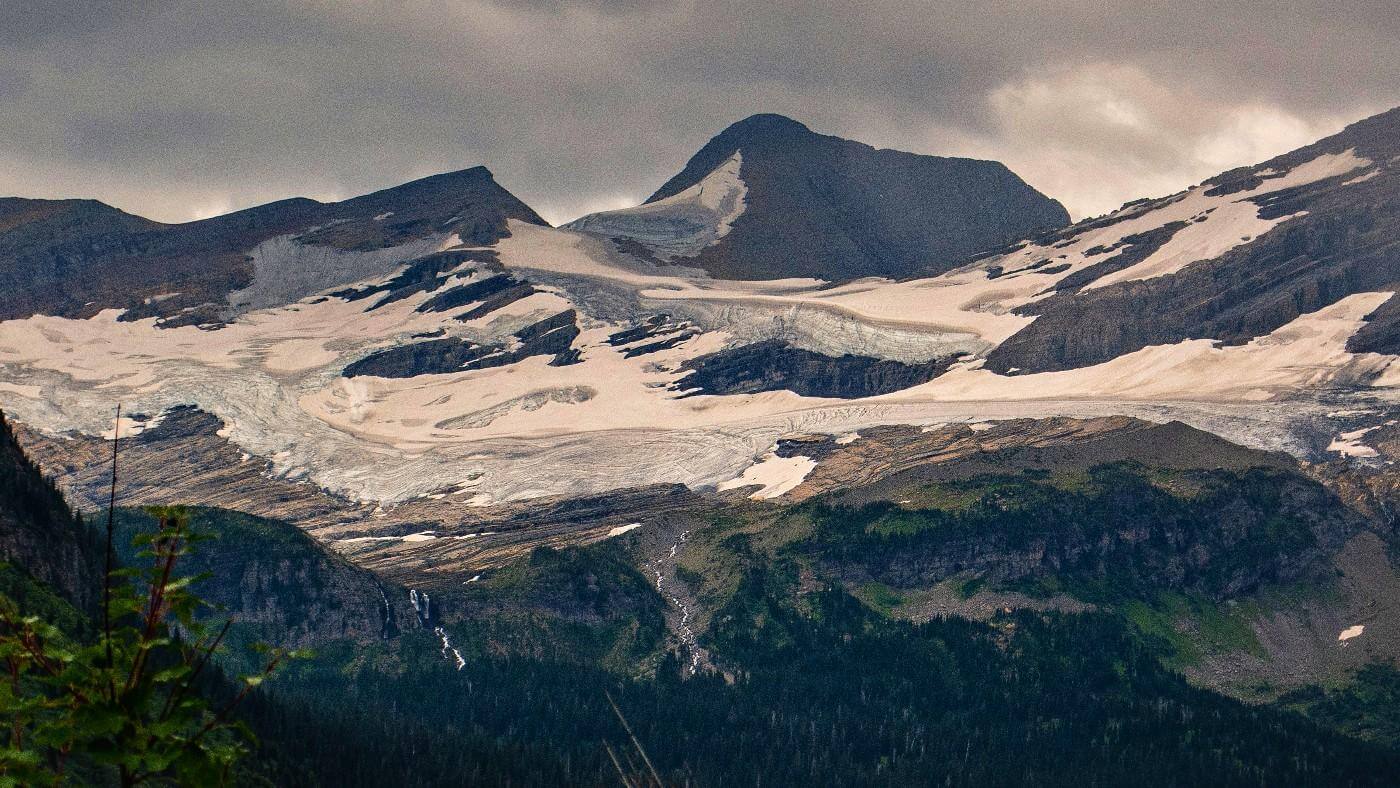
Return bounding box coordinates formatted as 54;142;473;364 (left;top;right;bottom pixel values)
2;1;1397;226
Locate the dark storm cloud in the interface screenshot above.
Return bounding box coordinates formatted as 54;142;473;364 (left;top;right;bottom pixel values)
1;0;1396;224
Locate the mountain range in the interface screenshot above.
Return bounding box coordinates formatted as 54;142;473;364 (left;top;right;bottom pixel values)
4;107;1400;784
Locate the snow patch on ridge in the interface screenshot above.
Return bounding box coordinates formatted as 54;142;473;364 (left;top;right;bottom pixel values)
936;148;1376;308
229;233;456;313
564;152;747;259
1083;149;1370;290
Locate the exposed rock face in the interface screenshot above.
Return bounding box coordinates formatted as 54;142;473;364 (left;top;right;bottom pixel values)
569;113;1069;280
1154;529;1400;695
1346;291;1400;355
418;272;524;313
0;167;547;323
12;406;380;531
342;336;503;378
606;315;701;357
342;309;581;377
675;339;961;398
1041;220;1189;293
114;507;417;648
0;410;101;614
329;248;503;309
986;107;1400;374
335;484;712;589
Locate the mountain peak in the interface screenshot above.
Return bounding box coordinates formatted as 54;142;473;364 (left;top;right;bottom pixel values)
0;197;162;244
376;165;498;193
609;114;1069;279
336;164;543;227
718;113;812;139
647;114;814;204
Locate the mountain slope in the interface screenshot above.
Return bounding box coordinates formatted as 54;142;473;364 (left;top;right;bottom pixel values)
6;390;1400;784
0;410;100;615
983;106;1400;374
113;507;416;654
0;166;548;325
567;113;1069;280
3;108;1400;527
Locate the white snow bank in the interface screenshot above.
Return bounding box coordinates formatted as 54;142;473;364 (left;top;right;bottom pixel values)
1329;427;1380;458
606;523;643;538
717;452;817;499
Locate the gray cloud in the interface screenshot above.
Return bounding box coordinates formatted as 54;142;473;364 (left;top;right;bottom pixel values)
0;0;1396;224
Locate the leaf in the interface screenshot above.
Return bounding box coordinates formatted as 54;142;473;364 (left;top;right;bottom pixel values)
151;664;192;684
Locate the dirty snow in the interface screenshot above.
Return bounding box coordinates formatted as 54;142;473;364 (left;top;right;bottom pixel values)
882;292;1395;403
0;184;1397;511
565;152;747;259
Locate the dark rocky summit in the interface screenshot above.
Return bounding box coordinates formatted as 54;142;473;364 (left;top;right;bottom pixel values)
618;113;1070;280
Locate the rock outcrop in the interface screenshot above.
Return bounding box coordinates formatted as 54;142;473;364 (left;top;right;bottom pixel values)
0;410;101;614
